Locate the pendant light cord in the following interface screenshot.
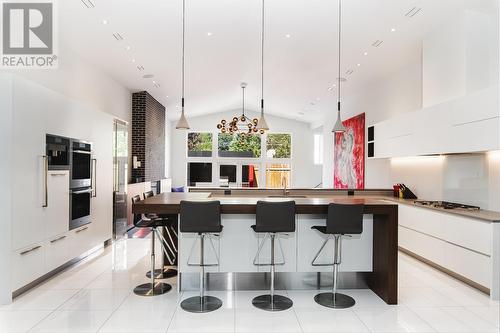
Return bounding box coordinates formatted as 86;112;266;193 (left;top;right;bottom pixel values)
242;85;245;116
181;0;186;110
261;0;265;111
337;0;342;112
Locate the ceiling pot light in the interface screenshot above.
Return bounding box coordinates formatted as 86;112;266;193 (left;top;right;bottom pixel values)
176;0;190;130
285;34;291;38
391;28;396;32
125;45;131;51
364;51;368;56
101;19;108;25
207;32;213;36
332;0;346;134
256;0;269;132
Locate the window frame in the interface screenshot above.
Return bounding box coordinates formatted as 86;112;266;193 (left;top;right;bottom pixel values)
185;130;293;188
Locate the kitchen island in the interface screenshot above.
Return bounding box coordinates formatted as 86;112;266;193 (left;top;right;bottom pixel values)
132;191;399;304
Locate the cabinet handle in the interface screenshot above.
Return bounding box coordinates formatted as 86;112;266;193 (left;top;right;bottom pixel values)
76;226;89;233
50;235;66;243
91;158;97;198
50;173;67;176
42;155;48;208
20;245;42;256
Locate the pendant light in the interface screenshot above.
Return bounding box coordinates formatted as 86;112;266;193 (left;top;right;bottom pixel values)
176;0;190;130
332;0;346;133
256;0;269;131
217;83;259;135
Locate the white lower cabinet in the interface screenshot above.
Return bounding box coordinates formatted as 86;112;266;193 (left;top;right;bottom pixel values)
398;204;493;289
11;243;45;291
68;224;95;259
45;233;71;273
45;171;70;240
219;215;258;272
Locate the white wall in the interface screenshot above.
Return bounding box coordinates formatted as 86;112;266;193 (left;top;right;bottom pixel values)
0;75;13;304
319;5;500;210
321;60;423;189
10;45;131;124
170;110;321;188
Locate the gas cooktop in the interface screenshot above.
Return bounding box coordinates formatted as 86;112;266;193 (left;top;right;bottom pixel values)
414;200;480;211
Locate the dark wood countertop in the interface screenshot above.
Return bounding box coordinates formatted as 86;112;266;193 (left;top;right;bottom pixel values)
132;192;398;215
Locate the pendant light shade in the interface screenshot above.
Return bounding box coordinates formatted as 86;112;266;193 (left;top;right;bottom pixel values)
331;0;345;134
332;110;346;133
256;111;269;131
175;0;190;130
256;0;269;132
176;109;190;130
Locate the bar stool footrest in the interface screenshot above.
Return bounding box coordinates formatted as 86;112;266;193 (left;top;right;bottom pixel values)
252;294;293;311
180;296;222;313
146;268;178;279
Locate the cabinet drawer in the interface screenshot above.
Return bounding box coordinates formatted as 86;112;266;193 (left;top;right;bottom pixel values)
399;226;491;288
69;224;94;259
399;205;491;255
12;243;45;290
45;233;71;272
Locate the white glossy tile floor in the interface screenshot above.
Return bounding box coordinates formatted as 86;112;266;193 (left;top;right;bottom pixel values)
1;237;498;333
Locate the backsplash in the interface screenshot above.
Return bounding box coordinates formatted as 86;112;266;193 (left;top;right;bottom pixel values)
387;153;499;210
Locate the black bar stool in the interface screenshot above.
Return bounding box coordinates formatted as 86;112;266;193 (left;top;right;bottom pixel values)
142;191;179;280
311;203;364;309
179;200;223;313
251;200;296;311
131;195;173;296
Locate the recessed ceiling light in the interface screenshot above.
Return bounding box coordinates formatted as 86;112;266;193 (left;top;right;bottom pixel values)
101;19;108;25
357;63;361;67
152;80;156;84
207;32;213;36
391;28;396;32
131;58;136;63
285;34;291;38
142;74;154;79
125;45;131;51
333;84;337;87
166;96;169;98
363;51;368;56
327;87;333;92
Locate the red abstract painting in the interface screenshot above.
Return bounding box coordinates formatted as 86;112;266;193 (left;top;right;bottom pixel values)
334;113;365;189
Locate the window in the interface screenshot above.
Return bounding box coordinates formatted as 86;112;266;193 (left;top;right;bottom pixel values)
265;163;291;188
187;132;212;157
219;164;237;186
187;162;212;186
266;134;291;158
218;133;261;158
242;164;260;187
314;134;323;165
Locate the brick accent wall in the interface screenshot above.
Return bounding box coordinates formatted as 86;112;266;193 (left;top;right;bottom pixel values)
131;91;166;183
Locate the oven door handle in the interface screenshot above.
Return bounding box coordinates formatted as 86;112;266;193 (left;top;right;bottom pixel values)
71;189;93;195
91;158;97;198
72;149;92;155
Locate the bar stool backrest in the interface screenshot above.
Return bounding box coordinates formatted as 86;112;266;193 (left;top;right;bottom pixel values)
144;191;154;199
326;203;364;235
180;200;221;233
255;200;296;233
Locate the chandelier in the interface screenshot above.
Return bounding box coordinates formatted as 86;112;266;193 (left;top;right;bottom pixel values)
217;83;264;136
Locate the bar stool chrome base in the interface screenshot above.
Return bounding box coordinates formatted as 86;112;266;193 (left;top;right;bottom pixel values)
146;268;178;279
181;296;222;313
252;294;293;311
133;282;172;297
314;292;355;309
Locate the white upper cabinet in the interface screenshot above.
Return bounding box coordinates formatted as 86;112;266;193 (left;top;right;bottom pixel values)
372;9;499;159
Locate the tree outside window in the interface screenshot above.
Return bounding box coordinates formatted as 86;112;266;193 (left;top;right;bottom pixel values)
188;132;212;157
266;134;291;158
218;133;261;158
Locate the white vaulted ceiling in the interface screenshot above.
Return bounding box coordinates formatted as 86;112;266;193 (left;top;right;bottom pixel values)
59;0;496;125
